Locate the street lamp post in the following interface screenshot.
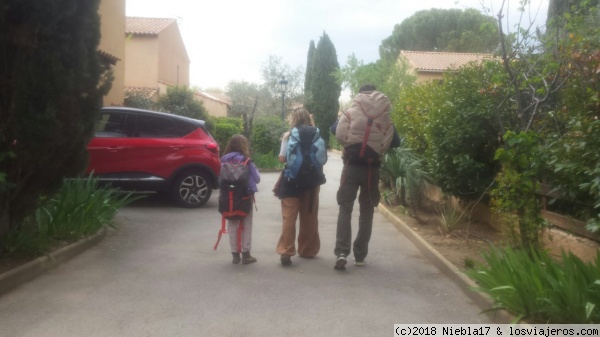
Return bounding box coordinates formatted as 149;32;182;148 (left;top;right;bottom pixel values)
278;77;288;121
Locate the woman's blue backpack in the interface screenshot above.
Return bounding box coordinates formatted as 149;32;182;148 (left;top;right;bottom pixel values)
284;126;327;189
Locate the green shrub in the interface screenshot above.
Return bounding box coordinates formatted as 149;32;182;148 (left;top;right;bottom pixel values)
212;117;243;154
380;146;430;210
124;92;155;110
436;203;468;233
467;247;600;323
251;117;288;155
1;176;140;257
426;62;508;200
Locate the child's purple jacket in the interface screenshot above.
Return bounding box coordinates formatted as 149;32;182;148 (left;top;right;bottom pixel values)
220;152;260;194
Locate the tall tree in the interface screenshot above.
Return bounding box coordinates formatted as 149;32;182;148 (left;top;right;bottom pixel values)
0;0;110;242
305;32;341;146
379;8;499;61
547;0;599;26
226;80;270;137
304;41;316;103
336;54;415;102
260;55;304;115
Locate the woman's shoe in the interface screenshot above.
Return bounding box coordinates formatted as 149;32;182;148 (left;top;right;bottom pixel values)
280;254;292;266
242;252;257;264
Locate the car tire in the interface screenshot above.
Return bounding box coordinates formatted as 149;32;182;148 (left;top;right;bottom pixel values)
171;170;212;208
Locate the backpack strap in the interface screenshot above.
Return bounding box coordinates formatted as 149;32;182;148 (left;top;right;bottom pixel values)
213;215;228;250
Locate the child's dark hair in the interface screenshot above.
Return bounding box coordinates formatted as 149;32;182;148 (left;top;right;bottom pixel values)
223;134;250;158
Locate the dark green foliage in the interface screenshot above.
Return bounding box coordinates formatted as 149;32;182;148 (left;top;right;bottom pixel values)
212;117;243;155
2;176;140;257
305;32;341;146
491;131;546;250
155;86;210;124
467;247;600;323
545;3;600;232
124;92;155;110
304;41;316;103
250;117;288;156
427;62;507;199
379;8;499;61
0;0;109;242
392;81;439;155
380;147;430;211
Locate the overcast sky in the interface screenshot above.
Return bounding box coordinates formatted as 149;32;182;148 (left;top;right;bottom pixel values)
125;0;548;93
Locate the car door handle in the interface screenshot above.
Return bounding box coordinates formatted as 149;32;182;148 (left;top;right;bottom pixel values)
170;145;182;150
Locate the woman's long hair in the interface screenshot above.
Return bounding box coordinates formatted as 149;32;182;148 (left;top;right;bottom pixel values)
223;134;250;157
289;107;314;128
282;107;315;141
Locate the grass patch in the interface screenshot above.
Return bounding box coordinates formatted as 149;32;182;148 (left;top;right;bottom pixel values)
252;151;284;170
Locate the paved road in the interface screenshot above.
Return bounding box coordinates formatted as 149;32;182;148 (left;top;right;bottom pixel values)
0;151;492;337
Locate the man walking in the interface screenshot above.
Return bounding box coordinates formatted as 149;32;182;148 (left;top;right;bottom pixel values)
333;84;398;271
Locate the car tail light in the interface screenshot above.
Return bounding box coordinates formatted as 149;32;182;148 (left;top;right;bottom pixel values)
205;142;219;155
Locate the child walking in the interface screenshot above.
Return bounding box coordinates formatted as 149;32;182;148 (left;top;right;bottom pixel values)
220;135;261;264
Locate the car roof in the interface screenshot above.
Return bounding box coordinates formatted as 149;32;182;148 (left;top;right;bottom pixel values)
100;106;206;128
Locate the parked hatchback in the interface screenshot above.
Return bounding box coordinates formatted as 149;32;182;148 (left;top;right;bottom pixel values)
86;107;220;208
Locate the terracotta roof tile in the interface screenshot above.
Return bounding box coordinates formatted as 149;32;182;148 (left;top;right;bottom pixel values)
400;50;494;72
126;17;176;35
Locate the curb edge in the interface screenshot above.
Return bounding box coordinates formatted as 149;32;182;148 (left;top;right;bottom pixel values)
0;228;107;297
378;204;514;324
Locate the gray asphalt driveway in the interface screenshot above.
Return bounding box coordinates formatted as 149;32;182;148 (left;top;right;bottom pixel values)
0;151;491;337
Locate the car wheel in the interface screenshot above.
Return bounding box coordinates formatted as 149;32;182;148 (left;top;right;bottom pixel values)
171;170;212;208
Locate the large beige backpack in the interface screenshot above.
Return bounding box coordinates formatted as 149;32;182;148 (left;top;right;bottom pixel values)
335;90;393;163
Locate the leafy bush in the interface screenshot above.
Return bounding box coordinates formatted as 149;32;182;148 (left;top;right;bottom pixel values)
392;81;439;156
426;62;508;200
491;131;546;250
1;176;140;257
156;86;212;130
545;5;600;232
250;117;288;155
212;117;243;155
467;247;600;323
124;91;155;110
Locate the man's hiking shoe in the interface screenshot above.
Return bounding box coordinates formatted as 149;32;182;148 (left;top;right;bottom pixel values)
280;254;292;266
334;256;347;270
232;253;241;264
354;259;365;266
242;252;257;265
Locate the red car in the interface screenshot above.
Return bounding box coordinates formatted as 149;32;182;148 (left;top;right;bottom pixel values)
86;107;220;208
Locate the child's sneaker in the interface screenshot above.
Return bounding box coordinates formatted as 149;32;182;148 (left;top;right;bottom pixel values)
242;252;257;264
354;259;365;266
334;256;347;270
232;253;241;264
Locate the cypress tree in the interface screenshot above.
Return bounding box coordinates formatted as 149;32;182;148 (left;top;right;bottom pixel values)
306;32;341;146
304;40;316;105
0;0;108;241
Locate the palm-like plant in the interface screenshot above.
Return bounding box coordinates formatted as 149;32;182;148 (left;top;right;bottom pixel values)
380;146;430;214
